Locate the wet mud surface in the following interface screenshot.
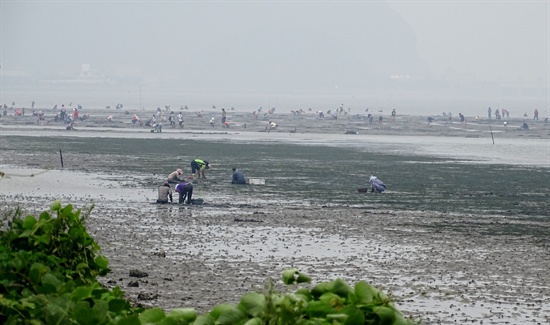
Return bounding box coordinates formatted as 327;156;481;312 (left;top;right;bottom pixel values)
1;112;549;324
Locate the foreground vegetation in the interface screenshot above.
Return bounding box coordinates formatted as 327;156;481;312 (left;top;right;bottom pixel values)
0;202;417;324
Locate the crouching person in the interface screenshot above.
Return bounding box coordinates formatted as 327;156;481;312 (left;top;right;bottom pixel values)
157;182;173;204
369;175;387;193
231;168;247;184
175;181;193;205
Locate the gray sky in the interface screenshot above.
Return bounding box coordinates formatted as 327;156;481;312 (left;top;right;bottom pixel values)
0;0;548;112
388;1;549;84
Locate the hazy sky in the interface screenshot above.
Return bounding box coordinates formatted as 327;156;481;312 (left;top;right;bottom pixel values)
388;1;549;84
0;0;548;109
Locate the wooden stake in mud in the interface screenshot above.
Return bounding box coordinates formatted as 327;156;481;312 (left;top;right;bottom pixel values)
489;122;495;145
59;150;64;168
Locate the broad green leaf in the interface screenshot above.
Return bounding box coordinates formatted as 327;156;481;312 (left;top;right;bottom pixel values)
373;306;396;325
304;300;337;318
95;255;109;269
243;318;263;325
92;300;109;324
76;262;89;271
326;313;348;322
311;281;334;298
28;262;48;284
22;216;37;230
340;306;365;325
116;315;142;325
39;212;52;222
166;307;197;320
296;272;312;284
73;301;94;325
109;299;131;313
50;200;62;211
215;307;247;325
238;292;265;317
295;288;313;301
69;227;84;241
319;292;345;308
193;315;215;325
42;272;63;291
331;279;353;299
71;286;93;301
354;281;378;305
282;268;299;285
209;304;235;320
19;229;33;238
139;307;166;324
45;301;68;325
35;234;51;245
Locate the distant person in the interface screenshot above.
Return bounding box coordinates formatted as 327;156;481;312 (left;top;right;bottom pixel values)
175;180;193;205
502;108;510;118
221;108;227;125
268;121;278;132
178;112;184;128
459;113;465;124
191;159;210;179
152;122;162;133
369;175;387;193
167;168;184;183
391;109;396;122
487;107;492;119
209;117;215;127
427;117;434;125
368;113;373;125
231;168;246;184
168;112;176;128
378;116;383;125
157;182;173;204
533;109;539;120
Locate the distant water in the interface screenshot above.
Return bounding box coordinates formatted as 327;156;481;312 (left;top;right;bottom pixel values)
202;132;550;168
2;87;548;118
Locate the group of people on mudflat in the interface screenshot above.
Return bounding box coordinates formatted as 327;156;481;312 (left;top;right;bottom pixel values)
156;159;248;205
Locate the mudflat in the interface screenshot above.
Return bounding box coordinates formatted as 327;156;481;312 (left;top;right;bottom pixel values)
1;108;549;324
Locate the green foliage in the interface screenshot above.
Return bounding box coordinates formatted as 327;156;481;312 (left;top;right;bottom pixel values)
0;202;418;325
0;202;142;324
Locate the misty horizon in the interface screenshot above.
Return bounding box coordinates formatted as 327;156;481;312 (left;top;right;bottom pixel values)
1;1;548;116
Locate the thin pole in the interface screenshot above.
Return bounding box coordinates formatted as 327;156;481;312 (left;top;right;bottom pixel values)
59;150;64;168
489;122;495;145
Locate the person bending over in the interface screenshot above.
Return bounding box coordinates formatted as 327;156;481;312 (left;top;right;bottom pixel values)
175;181;193;205
191;159;210;179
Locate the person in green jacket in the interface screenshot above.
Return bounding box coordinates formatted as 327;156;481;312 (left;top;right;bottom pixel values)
191;159;210;179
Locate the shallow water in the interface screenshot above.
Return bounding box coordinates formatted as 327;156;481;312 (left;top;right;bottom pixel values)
2;126;548;166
